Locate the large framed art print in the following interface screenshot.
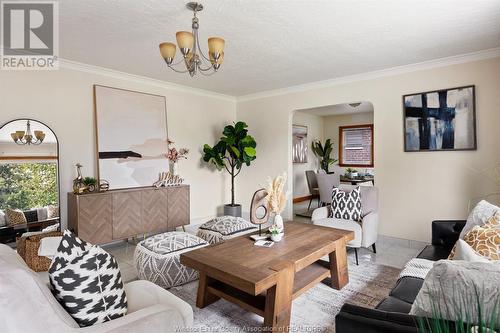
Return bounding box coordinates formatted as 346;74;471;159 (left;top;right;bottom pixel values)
403;85;476;152
93;85;168;189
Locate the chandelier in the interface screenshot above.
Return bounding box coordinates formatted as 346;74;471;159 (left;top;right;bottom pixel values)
159;2;225;77
11;120;45;145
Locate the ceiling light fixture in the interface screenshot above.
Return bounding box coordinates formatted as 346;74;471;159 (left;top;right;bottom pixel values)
11;120;45;145
349;103;362;108
159;2;225;77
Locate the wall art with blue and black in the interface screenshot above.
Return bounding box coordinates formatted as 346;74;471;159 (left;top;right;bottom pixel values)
403;85;476;152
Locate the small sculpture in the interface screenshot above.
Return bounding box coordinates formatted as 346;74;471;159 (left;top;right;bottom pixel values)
153;171;184;188
73;163;85;194
99;179;110;192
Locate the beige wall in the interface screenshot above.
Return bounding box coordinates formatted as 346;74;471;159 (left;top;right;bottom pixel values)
323;111;374;175
0;66;236;228
236;57;500;242
292;112;323;198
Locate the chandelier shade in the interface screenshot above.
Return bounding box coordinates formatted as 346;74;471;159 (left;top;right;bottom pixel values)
159;42;176;64
208;37;224;57
175;31;194;54
159;2;225;77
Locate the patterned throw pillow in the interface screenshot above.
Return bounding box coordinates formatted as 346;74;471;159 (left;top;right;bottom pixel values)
449;212;499;260
330;187;362;222
49;230;127;327
47;205;60;218
5;208;27;225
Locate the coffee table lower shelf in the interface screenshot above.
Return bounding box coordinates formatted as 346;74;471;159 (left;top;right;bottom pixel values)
205;260;330;317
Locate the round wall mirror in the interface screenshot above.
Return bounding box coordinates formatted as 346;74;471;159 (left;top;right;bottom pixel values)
0;119;60;245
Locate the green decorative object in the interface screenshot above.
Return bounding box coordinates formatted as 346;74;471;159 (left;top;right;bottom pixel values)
312;139;337;173
202;121;257;216
82;177;97;193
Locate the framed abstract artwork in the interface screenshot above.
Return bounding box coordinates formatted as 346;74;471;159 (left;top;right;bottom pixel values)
403;85;476;152
292;125;308;163
93;85;168;189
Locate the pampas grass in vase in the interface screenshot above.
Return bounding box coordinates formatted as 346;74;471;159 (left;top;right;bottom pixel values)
265;172;288;234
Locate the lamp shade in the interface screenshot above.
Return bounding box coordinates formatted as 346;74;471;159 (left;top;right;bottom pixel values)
208;37;225;56
210;51;224;65
176;31;194;53
159;42;176;62
34;130;45;141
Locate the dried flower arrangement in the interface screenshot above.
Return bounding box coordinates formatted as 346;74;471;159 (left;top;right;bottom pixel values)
166;139;189;162
265;172;288;214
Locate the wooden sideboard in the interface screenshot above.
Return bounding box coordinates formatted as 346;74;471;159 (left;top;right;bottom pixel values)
67;185;189;244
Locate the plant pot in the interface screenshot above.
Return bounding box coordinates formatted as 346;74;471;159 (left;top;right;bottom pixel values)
270;233;283;242
224;204;242;217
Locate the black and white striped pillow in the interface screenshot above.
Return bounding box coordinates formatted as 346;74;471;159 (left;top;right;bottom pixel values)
330;187;362;222
49;231;127;327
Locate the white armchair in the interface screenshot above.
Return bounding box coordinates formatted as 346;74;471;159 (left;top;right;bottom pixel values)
311;185;379;265
0;244;193;333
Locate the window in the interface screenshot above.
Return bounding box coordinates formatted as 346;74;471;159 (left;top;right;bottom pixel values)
339;124;374;167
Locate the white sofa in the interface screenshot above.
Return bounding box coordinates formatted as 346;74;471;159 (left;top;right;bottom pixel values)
312;185;379;265
0;244;193;333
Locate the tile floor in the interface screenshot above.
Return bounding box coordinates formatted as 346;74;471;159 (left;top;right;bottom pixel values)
107;201;427;284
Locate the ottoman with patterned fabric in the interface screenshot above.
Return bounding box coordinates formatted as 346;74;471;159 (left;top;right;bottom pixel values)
197;216;257;244
134;231;208;289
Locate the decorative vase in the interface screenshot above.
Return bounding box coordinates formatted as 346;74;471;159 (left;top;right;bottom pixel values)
273;214;284;233
169;161;178;176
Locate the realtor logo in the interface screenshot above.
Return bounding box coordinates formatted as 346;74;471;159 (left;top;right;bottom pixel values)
1;1;58;70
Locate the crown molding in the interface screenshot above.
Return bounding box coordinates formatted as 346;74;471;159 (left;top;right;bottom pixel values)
59;58;236;102
236;47;500;102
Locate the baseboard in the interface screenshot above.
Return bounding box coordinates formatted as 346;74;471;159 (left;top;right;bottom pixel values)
293;195;317;203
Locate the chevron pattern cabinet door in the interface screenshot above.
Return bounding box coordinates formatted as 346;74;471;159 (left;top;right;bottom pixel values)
167;186;190;230
78;194;113;244
142;188;168;233
112;191;143;239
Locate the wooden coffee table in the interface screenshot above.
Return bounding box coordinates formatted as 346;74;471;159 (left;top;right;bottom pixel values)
180;221;354;331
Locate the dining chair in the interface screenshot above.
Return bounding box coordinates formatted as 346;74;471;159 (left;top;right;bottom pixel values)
316;173;340;206
305;170;320;210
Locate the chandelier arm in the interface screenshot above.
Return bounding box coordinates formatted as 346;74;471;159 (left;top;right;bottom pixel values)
170;58;185;66
198;64;214;72
168;65;190;74
199;69;217;76
195;29;211;63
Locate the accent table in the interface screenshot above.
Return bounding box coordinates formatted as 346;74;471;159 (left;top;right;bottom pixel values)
180;221;354;331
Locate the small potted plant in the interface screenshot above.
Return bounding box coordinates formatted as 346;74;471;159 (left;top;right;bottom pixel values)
82;177;97;193
345;167;358;179
269;225;283;242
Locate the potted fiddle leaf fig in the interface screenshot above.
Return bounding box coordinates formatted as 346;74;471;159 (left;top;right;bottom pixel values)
312;139;337;173
202;121;257;217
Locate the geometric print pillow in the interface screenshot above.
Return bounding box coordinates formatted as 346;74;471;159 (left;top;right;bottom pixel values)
49;230;92;274
330;186;362;222
49;231;127;327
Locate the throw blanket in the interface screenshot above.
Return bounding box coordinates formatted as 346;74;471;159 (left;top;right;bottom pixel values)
398;258;434;281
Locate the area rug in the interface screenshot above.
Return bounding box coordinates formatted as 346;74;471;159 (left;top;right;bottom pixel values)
169;260;400;333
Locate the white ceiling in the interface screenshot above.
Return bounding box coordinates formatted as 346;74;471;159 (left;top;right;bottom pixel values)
297;102;374;116
60;0;500;96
